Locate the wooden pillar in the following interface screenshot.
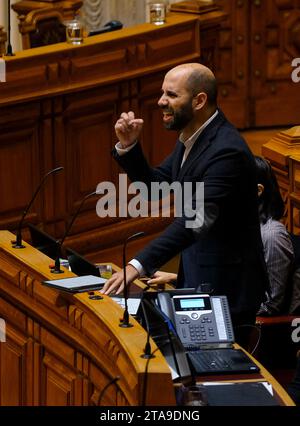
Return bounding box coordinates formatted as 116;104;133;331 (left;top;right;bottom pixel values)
0;25;7;55
262;127;300;231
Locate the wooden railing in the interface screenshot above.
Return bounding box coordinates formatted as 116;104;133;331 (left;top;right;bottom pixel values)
262;126;300;232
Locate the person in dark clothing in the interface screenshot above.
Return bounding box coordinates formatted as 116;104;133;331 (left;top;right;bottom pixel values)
101;63;268;329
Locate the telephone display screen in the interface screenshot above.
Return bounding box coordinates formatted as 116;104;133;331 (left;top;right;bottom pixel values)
180;299;205;309
174;296;211;312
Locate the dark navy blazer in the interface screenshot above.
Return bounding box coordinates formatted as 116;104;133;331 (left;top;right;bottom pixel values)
112;111;268;315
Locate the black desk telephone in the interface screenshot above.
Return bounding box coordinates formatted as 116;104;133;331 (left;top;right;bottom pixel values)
140;290;259;378
156;292;235;348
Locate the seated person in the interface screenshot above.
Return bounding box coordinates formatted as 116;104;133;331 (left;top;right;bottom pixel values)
255;156;294;315
149;156;294;317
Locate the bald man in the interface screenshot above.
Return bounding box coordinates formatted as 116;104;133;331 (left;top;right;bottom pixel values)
102;63;268;328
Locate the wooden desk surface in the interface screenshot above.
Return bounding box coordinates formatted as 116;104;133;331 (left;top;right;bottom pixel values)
194;344;295;406
0;230;175;406
110;269;295;406
0;231;295;406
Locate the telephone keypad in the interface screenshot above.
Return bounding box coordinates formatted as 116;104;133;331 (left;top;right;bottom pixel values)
181;317;216;342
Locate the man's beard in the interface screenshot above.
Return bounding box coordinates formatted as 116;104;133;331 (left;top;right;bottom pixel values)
162;102;194;131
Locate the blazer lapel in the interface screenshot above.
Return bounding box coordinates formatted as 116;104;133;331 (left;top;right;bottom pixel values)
177;111;226;182
172;141;185;180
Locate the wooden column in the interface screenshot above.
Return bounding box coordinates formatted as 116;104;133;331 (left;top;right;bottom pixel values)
0;25;7;55
262;126;300;231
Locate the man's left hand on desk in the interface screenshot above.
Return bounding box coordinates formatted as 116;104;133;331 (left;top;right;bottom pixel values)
100;264;139;295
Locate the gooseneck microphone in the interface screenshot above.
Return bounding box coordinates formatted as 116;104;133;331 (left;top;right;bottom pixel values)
6;0;14;56
51;190;97;274
119;231;145;328
12;166;64;249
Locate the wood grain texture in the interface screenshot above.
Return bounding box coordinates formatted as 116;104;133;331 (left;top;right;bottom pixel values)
0;230;175;406
0;13;209;263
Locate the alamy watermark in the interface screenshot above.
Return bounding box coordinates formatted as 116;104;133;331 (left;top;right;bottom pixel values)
96;174;204;229
291;58;300;83
292;318;300;343
0;59;6;83
0;318;6;343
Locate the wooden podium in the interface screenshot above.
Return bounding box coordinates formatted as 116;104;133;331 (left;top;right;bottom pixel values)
0;230;296;406
0;230;175;406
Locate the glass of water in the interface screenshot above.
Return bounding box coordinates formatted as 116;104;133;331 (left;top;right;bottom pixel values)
65;19;84;45
98;264;113;279
150;3;166;25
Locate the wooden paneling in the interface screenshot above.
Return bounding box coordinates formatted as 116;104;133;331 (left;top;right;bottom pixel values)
262;126;300;231
0;103;42;229
139;72;178;165
0;230;176;406
0;13;213;261
214;0;250;128
0;327;27;406
250;0;300;126
173;0;300;128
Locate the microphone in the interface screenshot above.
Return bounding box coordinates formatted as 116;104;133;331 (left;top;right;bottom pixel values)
51;190;97;274
6;0;14;56
88;20;123;36
140;296;155;359
119;231;145;328
12;166;64;249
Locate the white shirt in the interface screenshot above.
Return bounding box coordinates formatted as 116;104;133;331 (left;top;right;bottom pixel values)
116;110;219;276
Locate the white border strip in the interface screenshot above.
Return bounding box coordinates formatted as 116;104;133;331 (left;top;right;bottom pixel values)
0;58;6;82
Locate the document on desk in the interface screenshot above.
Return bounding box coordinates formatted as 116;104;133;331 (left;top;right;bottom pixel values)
42;275;106;292
200;382;278;406
111;297;141;315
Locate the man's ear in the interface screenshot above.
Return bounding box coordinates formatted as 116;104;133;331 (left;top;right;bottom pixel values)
258;183;264;197
193;92;207;110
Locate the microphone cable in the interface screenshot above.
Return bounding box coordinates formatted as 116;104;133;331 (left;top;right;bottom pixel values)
234;323;262;355
98;376;120;406
141;345;164;407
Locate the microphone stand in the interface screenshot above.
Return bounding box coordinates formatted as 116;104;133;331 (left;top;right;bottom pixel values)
51;190;97;274
6;0;14;56
12;167;64;249
119;231;145;328
140;297;155;359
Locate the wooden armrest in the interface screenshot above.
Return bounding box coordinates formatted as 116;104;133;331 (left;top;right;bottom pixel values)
256;315;299;326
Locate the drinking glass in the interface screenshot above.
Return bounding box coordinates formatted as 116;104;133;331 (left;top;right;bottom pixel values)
150;3;166;25
65;19;84;45
98;264;113;279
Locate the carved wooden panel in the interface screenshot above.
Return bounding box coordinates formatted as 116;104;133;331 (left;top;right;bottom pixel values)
139;71;178;165
0;103;42;230
0;14;203;259
0;232;176;406
0;326;27;406
214;0;250;128
250;0;300;126
289;155;300;234
213;0;300;128
262;126;300;232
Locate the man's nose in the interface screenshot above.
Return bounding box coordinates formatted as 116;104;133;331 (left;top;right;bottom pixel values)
158;95;168;108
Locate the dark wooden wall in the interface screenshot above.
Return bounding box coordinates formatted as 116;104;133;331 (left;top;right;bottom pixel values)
215;0;300;128
0;13;205;264
1;2;300;266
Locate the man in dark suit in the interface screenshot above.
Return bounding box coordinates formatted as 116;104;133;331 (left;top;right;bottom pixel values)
101;63;267;327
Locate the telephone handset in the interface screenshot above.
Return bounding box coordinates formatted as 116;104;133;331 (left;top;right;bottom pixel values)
156;292;234;348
